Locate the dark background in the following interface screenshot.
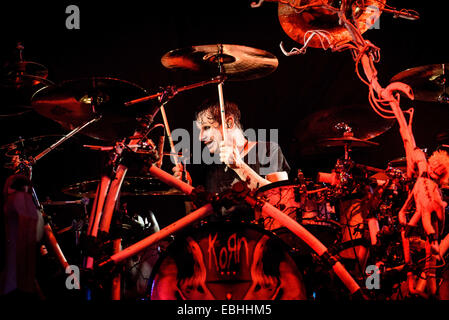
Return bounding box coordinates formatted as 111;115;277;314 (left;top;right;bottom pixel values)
1;0;448;227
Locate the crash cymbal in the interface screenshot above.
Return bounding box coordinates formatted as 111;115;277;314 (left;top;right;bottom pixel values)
278;0;386;49
319;136;379;147
161;44;278;81
391;64;449;103
62;176;187;198
31;77;153;141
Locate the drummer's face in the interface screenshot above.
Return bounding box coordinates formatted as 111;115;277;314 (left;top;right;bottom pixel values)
196;112;222;153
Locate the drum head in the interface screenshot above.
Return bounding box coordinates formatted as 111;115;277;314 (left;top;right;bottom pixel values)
148;222;306;300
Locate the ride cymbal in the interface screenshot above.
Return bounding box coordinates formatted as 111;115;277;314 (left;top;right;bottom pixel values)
161;44;278;81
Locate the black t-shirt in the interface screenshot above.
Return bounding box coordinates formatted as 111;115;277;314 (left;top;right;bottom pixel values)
202;141;290;194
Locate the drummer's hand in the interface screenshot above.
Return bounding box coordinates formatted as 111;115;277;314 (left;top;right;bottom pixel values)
219;141;243;169
172;163;192;185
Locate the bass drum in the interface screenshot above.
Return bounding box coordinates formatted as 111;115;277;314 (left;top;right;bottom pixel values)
148;222;307;300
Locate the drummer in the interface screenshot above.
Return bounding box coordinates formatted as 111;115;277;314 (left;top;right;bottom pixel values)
173;99;290;193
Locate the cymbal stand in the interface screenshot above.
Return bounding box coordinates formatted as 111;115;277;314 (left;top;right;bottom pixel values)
83;123;160;299
33;116;101;163
336;9;444;297
8;116;101;290
124;76;224;107
83;140;127;270
124;75;225;175
10;156;80;291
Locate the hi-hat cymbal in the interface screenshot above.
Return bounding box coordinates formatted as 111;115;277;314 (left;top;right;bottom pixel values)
278;0;386;49
1;61;54;118
1;61;51;89
0;134;68;169
391;64;449;103
62;177;187;198
387;156;406;170
0;134;68;156
295;104;393;154
31;77;153;141
161;44;278;81
319;136;379;147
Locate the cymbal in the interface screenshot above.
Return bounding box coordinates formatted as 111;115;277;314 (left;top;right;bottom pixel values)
0;135;67;169
1;61;51;89
62;176;187;198
391;64;449;103
295;104;393;154
1;61;53;118
0;105;33;118
0;134;68;155
161;44;278;81
387;157;406;170
319;136;379;147
31;77;153;141
278;0;386;49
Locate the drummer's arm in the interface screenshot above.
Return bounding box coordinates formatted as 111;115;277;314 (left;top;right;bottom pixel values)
231;162;271;191
220;141;289;190
231;162;290;191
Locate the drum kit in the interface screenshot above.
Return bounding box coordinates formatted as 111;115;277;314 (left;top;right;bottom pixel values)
1;1;449;301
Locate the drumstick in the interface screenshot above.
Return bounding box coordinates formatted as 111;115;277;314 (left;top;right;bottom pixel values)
217;44;227;144
218;82;227;143
160;104;179;167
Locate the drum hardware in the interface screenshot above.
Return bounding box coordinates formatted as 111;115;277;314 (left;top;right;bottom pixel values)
342;10;443;297
97;170;363;298
124;75;226;166
3;150;80;288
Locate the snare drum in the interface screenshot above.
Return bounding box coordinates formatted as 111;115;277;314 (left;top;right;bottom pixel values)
148;222;307;300
254;181;340;252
